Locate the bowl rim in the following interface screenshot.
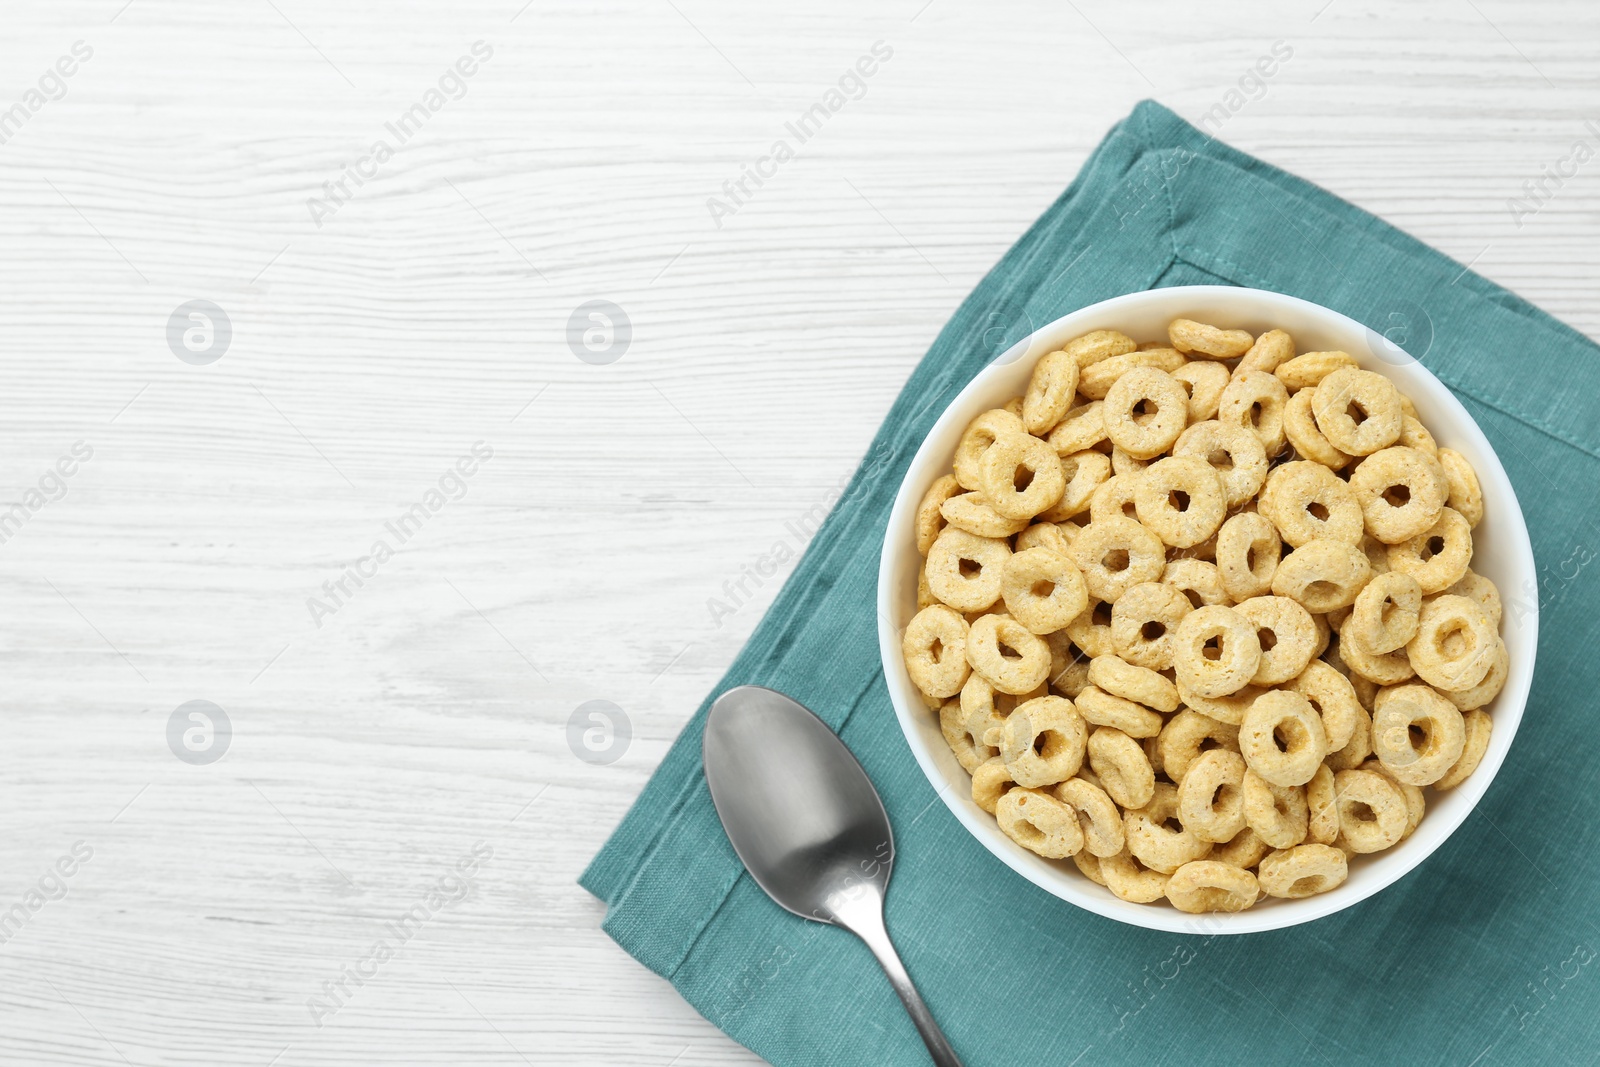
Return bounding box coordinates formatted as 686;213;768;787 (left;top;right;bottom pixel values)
876;284;1539;935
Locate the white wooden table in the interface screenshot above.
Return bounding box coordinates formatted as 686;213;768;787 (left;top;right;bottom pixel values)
1;0;1595;1062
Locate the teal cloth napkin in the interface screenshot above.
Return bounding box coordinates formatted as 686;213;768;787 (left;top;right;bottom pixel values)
582;101;1600;1066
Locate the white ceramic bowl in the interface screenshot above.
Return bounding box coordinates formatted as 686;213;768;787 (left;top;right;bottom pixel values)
877;285;1538;934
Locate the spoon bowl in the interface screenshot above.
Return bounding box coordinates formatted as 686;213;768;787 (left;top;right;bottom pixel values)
702;685;891;923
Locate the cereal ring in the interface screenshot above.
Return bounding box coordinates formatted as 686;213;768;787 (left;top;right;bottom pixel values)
1054;777;1125;857
941;491;1029;539
1238;689;1326;787
1015;521;1074;556
1062;328;1138;370
1234;328;1293;376
1076;685;1164;738
1212;827;1271;869
1349;446;1446;544
1103;368;1190;459
996;788;1083;859
1284;660;1361;752
1039;449;1111;521
1072;849;1108;887
1088;726;1156;809
960;672;1044;748
1157;709;1240;782
1386;507;1472;594
1165;860;1257;913
1217;371;1290;457
1360;533;1391;576
1441;638;1507;710
1241;769;1308;849
966;614;1052;694
1356;764;1420;844
1178;749;1248;843
1433;708;1492;790
1407;594;1497;690
925;527;1010;613
1173;604;1262;698
1272;539;1373;614
1051;653;1093;699
1361;759;1425;841
1283;387;1352;469
1176;680;1262;727
1064;597;1116;658
1215;512;1282;601
1077;348;1186;400
953;408;1025;490
1089;654;1179;713
1336;614;1414;685
1001;547;1089;635
1332;768;1407;853
1043;628;1078;681
1276;350;1358;392
976;432;1066;521
1140;735;1163;778
1257;844;1347;898
1259;461;1364;547
1126;782;1213;873
1349;571;1422;655
1304;764;1339;845
1109;581;1193;670
1437;448;1484;528
901;604;971;698
971;756;1015;813
1107;451;1145;479
940;698;994;773
1047;401;1109;454
1022;349;1081;435
1168;318;1254;359
1000;696;1088;787
1426;450;1451;505
1088;474;1142;525
1173;419;1269;510
1445;569;1501;628
1134;456;1227;548
915;474;961;555
1171;360;1230;422
1063;762;1104;794
1322;703;1373;772
1233;595;1317;686
1068;517;1166;603
1311;367;1403;456
1398;415;1437;456
1162;558;1228;608
1371;684;1465;786
1100;848;1170;903
1111;445;1150;477
1311;611;1333;661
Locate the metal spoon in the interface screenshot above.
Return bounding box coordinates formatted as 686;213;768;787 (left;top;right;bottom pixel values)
702;685;964;1067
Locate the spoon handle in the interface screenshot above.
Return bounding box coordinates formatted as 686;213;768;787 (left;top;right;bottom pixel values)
848;905;964;1067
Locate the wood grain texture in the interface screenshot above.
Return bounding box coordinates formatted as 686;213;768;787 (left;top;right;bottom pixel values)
0;0;1596;1062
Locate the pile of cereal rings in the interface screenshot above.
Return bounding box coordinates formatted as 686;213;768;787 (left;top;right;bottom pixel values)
900;320;1506;913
